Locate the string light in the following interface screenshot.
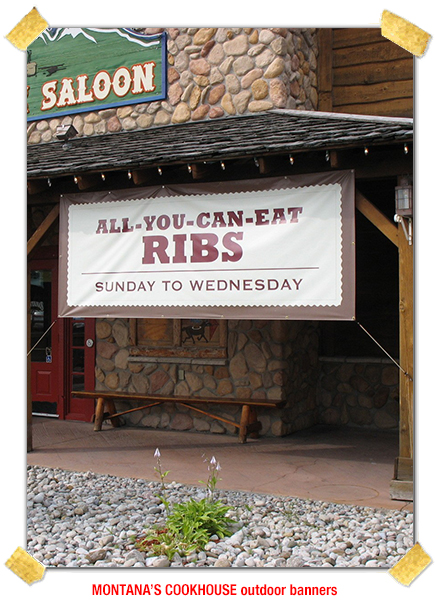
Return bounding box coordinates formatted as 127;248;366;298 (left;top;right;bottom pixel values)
289;154;294;165
158;167;163;176
128;170;132;179
220;161;225;170
74;176;78;184
187;164;192;174
364;147;369;155
325;151;330;162
254;157;259;168
404;143;409;155
101;173;105;181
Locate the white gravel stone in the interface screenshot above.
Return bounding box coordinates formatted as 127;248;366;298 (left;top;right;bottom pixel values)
26;465;413;568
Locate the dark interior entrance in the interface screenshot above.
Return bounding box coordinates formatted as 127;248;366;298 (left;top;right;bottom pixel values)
29;253;96;421
30;259;60;416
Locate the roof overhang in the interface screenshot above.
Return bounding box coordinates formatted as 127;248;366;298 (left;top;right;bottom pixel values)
27;109;413;182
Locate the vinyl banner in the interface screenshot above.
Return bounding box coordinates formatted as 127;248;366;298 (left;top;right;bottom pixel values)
59;171;355;320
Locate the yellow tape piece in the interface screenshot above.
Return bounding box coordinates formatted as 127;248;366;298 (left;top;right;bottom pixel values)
5;547;45;585
381;10;431;57
389;542;432;586
6;7;48;51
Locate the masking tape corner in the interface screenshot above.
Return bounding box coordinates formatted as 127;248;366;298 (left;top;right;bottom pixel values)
5;546;45;585
381;9;431;57
389;542;432;586
6;7;48;51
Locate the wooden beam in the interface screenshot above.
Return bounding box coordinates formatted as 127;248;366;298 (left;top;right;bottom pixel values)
132;169;154;186
74;174;101;190
329;150;340;169
317;28;333;111
256;156;289;175
355;190;398;246
27;203;59;257
398;218;414;457
190;162;215;179
390;203;413;499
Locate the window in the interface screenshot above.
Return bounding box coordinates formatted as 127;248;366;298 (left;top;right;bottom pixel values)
129;318;227;360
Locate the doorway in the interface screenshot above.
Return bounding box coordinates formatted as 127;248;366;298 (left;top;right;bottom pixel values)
30;260;60;417
64;317;96;421
29;254;95;421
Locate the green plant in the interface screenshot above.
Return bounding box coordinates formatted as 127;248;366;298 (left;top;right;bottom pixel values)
135;449;237;559
167;497;236;544
136;498;236;558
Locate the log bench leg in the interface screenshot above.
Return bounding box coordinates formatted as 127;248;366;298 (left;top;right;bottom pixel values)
239;406;262;442
93;397;105;431
239;405;251;443
249;408;260;439
105;399;122;428
93;397;121;430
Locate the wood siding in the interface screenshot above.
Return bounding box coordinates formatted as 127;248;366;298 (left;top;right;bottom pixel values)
318;28;413;118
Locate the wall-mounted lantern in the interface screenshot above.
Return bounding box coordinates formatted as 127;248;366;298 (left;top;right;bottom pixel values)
394;176;413;245
395;177;413;217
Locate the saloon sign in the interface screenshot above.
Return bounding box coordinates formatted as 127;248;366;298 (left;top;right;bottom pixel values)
59;172;355;320
27;28;167;121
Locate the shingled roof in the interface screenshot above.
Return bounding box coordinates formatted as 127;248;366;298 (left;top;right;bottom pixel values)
27;109;413;179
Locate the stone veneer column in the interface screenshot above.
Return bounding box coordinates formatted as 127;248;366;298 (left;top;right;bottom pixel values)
28;27;318;144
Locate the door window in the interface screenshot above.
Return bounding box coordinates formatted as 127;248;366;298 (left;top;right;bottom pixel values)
71;319;85;392
30;270;52;362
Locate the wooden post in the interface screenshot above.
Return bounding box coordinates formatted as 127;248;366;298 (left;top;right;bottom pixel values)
27;267;32;452
355;188;413;500
317;29;333;111
390;214;414;500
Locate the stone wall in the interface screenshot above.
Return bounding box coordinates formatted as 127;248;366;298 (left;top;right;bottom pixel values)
318;359;400;430
27;27;318;145
95;318;320;437
95;318;399;436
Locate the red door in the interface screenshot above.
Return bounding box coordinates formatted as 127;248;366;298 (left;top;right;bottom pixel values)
30;254;95;421
64;317;96;421
30;260;61;416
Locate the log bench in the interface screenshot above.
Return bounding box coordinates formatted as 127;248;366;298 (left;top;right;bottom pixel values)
72;390;285;443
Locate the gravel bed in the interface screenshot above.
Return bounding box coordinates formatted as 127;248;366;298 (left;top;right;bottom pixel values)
27;465;413;568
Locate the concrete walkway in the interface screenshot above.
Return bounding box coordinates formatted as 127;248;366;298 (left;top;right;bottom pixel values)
27;417;412;511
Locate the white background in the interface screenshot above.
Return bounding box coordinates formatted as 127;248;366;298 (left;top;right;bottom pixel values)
1;1;433;598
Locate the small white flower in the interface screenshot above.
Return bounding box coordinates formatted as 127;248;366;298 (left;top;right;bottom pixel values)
216;462;221;471
210;456;217;466
154;448;161;458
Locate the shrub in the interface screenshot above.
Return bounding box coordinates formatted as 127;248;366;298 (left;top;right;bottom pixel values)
134;449;237;559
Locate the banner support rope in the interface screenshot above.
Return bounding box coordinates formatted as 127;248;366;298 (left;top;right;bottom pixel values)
356;321;412;381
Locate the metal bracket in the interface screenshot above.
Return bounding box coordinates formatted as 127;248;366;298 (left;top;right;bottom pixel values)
394;214;412;245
